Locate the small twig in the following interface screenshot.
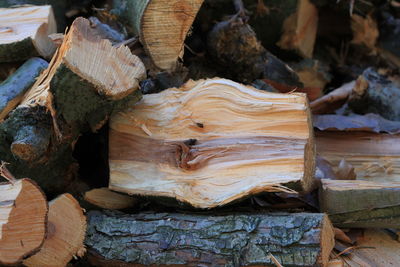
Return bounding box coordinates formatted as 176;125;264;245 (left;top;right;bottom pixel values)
0;161;17;184
114;36;139;48
269;253;283;267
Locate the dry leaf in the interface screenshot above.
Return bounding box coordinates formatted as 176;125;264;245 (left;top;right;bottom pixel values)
335;159;357;180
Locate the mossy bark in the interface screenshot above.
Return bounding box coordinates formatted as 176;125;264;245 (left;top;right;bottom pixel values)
0;57;48;120
319;179;400;228
86;210;334;267
110;0;149;36
0;38;40;63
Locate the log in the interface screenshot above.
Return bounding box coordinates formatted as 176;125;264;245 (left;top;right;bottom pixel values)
316;131;400;183
347;68;400;121
0;178;48;265
111;0;204;70
23;193;86;267
0;5;57;62
319;179;400;228
86;211;335;267
84;187;138;210
0;17;146;194
0;57;48;121
109;78;316;208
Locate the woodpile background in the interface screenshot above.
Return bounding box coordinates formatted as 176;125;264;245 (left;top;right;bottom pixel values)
1;0;400;266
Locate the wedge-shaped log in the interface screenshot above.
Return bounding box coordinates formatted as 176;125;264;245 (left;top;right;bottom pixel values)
84;187;138;210
24;193;86;267
86;211;334;267
320;179;400;228
109;79;315;208
112;0;204;70
0;17;146;194
0;178;47;265
0;5;56;62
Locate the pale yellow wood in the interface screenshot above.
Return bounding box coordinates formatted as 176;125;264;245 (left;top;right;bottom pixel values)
84;187;137;210
109;78;315;208
277;0;318;58
24;193;86;267
0;179;47;265
0;5;57;59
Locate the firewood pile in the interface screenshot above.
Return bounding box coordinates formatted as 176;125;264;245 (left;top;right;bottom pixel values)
1;0;400;266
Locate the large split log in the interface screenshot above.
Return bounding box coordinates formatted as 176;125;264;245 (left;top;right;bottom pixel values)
0;57;48;121
109;78;315;208
111;0;204;70
0;5;57;62
0;177;47;265
0;17;146;194
24;193;86;267
319;179;400;228
86;211;335;267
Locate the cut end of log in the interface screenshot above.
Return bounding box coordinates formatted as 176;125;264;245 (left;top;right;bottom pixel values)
24;193;87;267
109;78;315;208
84;187;138;210
140;0;204;70
0;178;47;265
0;5;57;61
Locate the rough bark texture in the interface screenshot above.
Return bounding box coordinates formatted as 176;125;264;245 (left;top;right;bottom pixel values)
0;17;146;195
347;68;400;121
0;57;48;121
111;0;204;70
109;78;316;208
86;211;334;267
320;179;400;228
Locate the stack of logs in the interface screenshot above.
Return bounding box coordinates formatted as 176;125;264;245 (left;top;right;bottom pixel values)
1;0;400;266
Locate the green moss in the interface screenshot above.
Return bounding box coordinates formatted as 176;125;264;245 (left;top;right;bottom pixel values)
0;38;38;63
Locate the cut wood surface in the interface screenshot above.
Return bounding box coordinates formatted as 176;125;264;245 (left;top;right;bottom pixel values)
86;211;334;267
84;187;138;210
319;179;400;228
24;193;86;267
0;5;56;62
0;178;47;265
0;57;48;121
0;17;146;194
316;131;400;183
109;78;315;208
112;0;204;70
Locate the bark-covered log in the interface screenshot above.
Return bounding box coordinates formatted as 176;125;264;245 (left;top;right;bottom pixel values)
86;211;335;267
0;5;56;62
0;17;146;195
319;179;400;228
0;57;48;121
111;0;204;70
109;78;316;208
24;193;86;267
0;178;48;265
347;68;400;121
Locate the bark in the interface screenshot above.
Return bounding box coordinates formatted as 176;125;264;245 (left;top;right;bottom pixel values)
0;57;48;121
319;179;400;228
0;17;146;195
0;5;57;62
111;0;204;70
347;68;400;121
23;193;86;267
109;78;316;208
85;210;335;267
0;178;48;265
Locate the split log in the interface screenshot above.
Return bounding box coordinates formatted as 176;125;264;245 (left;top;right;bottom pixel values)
84;187;138;210
347;68;400;121
0;17;146;194
0;57;48;121
0;178;47;265
319;179;400;228
24;193;86;267
86;211;335;267
316;131;400;182
111;0;204;70
0;5;57;62
109;78;315;208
